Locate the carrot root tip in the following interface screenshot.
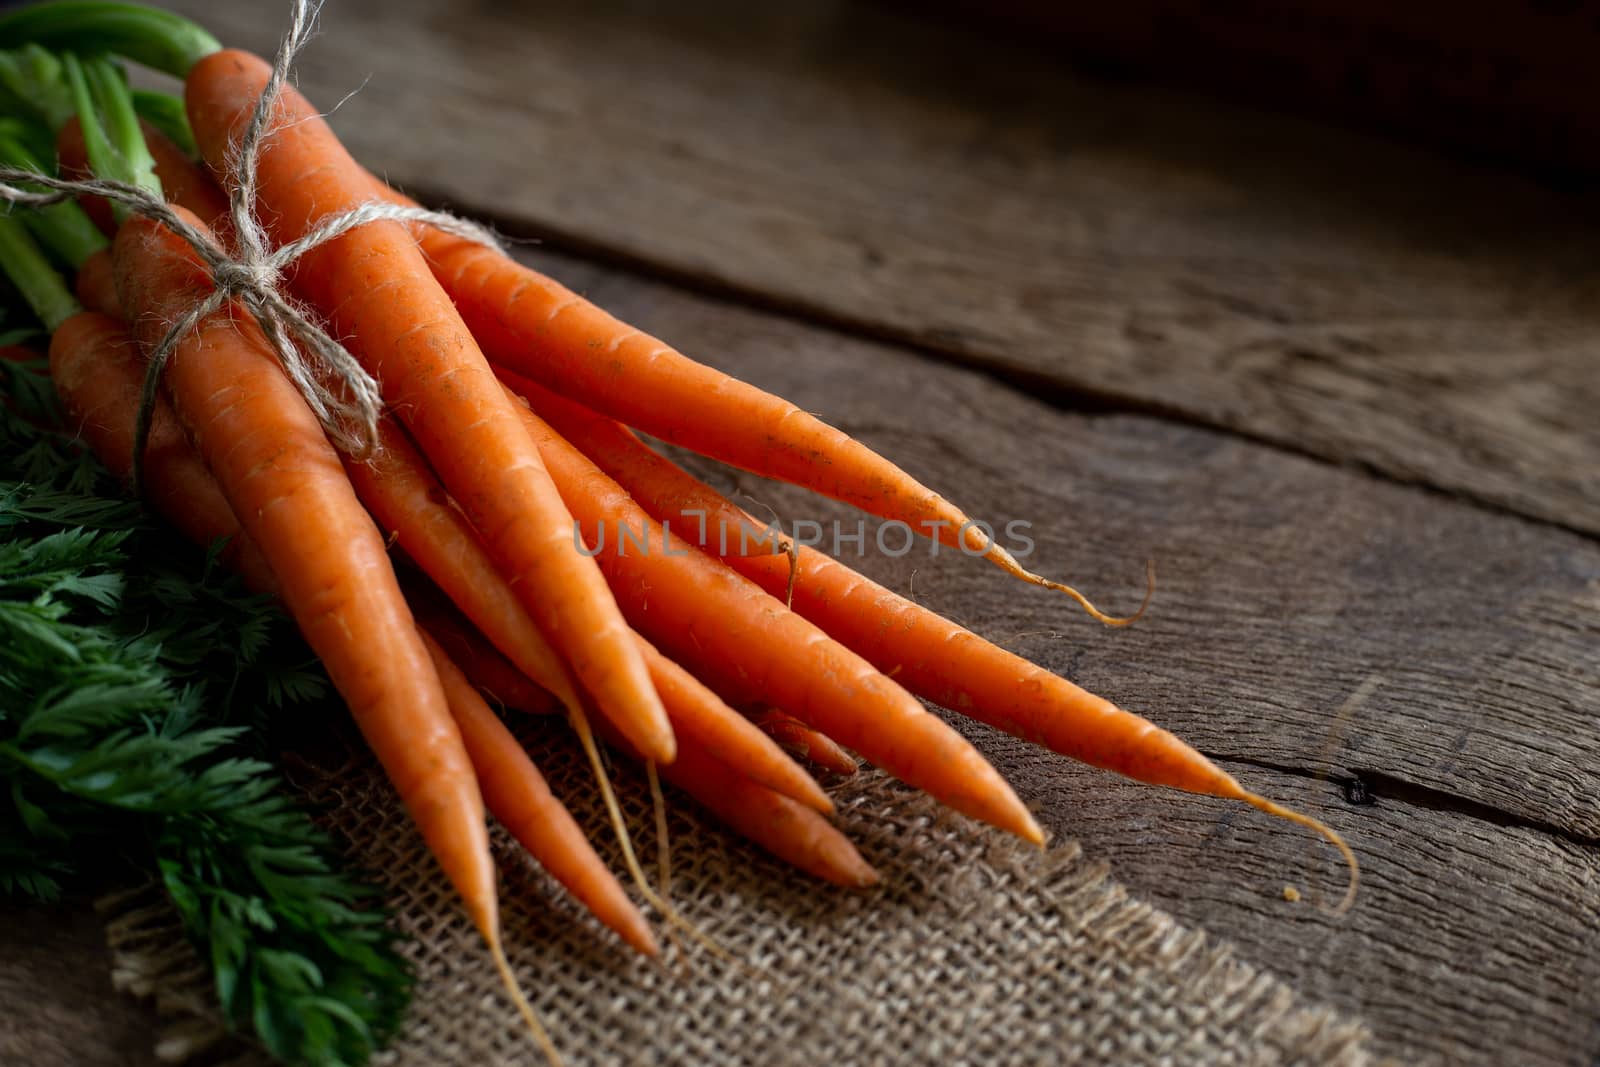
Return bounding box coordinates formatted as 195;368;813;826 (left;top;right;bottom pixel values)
991;547;1156;628
1243;792;1360;916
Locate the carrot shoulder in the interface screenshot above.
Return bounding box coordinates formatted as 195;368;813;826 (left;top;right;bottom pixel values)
183;47;672;764
110;207;497;937
502;385;1041;845
57;115;232;240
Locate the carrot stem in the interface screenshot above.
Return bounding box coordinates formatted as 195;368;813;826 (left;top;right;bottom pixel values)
0;215;80;330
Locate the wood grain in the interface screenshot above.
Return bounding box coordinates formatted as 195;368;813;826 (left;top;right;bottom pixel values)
509;247;1598;1065
169;0;1600;534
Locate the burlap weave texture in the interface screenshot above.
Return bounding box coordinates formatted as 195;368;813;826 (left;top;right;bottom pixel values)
103;722;1372;1066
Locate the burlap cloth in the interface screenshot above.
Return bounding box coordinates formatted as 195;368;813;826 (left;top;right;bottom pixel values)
99;718;1372;1066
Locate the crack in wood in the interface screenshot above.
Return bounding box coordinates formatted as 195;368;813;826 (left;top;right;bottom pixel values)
1218;753;1600;850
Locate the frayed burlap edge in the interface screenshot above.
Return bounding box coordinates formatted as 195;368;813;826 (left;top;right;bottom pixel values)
100;721;1372;1067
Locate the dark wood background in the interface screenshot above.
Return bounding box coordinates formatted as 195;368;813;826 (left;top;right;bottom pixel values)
6;2;1596;1065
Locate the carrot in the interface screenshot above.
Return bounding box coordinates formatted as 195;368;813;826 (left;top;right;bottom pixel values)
344;415;831;813
46;309;276;593
184;48;673;764
109;206;505;976
419;628;660;958
341;414;586;718
751;710;858;778
71;249;119;316
500;384;1042;845
46;310;662;962
591;716;877;890
633;632;832;813
508;374;1360;909
354;178;1136;624
415;598;560;717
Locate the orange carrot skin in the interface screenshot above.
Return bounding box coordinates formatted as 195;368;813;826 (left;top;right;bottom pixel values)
416;603;560;716
515;376;1235;796
633;632;833;814
751;710;859;778
592;717;877;889
73;250;119;317
46;310;277;594
342;412;829;812
663;738;876;889
504;389;1040;844
111;208;497;936
185;49;673;765
342;415;585;717
419;629;659;957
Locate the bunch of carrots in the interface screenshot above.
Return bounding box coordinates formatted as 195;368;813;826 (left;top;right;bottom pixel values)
0;2;1355;1060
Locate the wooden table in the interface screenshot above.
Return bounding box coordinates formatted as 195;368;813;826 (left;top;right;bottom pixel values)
8;2;1596;1064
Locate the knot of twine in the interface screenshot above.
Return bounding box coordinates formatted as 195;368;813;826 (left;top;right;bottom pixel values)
0;0;503;491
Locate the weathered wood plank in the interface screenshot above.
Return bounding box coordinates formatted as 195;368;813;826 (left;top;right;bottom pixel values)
509;249;1600;1063
996;759;1600;1067
170;0;1600;533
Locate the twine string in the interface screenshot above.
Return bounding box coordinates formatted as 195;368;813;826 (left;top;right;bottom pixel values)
0;0;502;492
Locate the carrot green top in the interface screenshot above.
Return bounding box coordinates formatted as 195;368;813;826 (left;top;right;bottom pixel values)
0;1;220;80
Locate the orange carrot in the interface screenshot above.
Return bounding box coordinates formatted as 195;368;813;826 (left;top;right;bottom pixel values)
415;598;560;717
591;717;877;889
47;310;276;593
342;416;830;812
72;249;119;317
356;176;1133;622
633;632;832;813
47;314;664;956
185;48;672;765
751;710;858;778
110;207;500;952
419;628;659;957
509;374;1359;907
501;384;1042;844
341;415;586;718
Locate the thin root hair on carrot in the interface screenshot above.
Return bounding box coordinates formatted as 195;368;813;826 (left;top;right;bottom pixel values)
566;707;738;966
1242;791;1360;916
1000;552;1156;627
488;934;564;1067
